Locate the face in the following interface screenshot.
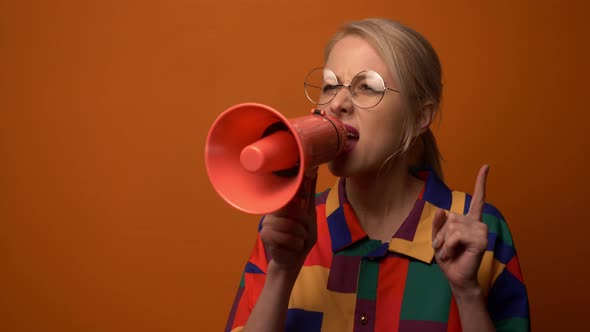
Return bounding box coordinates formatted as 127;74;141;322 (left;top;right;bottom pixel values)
321;35;407;177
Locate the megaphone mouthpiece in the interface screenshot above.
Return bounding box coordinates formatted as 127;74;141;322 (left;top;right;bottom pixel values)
240;130;299;173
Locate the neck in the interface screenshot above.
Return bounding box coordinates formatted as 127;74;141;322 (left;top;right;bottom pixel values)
345;157;424;242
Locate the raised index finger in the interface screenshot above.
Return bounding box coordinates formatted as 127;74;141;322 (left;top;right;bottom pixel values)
467;165;490;220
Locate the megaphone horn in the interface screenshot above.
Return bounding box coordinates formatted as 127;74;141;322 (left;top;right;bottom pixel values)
205;103;348;214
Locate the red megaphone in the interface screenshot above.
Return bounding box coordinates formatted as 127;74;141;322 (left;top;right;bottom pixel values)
205;103;348;214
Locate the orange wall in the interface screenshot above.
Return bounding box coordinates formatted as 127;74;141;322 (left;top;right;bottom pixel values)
1;0;588;331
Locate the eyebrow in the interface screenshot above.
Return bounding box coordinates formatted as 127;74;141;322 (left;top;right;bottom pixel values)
322;68;341;82
327;69;380;81
325;68;396;89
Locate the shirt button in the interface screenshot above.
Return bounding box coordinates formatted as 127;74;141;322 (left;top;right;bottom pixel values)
360;313;369;325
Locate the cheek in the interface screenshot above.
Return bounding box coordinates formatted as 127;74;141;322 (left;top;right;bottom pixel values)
372;130;402;157
362;112;405;148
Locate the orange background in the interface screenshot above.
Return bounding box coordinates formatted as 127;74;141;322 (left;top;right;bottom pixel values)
1;0;589;331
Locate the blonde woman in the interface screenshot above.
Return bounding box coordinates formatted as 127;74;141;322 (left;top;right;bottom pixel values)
225;18;530;332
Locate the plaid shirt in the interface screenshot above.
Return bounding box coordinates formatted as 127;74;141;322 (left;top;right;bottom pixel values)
225;169;530;331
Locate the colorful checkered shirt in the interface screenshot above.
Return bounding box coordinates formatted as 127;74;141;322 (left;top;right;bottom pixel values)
225;169;530;331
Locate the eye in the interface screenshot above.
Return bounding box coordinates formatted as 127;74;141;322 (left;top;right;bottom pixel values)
357;83;377;92
355;82;382;95
353;71;386;94
322;84;339;94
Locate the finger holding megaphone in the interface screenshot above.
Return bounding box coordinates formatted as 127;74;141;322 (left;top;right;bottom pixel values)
259;166;319;269
272;165;319;219
204;103;349;215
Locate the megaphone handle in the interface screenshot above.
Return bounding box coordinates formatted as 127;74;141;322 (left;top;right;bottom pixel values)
274;167;318;218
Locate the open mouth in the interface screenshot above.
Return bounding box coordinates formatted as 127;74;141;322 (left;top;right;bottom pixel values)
343;124;359;153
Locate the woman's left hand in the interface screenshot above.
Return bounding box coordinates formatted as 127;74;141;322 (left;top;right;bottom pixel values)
431;165;490;293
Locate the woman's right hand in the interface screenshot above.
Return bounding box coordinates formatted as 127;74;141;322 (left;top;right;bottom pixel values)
259;168;318;274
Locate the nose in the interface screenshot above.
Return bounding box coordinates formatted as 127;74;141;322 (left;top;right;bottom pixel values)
326;86;354;118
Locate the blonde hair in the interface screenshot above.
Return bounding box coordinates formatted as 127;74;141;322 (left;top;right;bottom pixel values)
325;18;444;179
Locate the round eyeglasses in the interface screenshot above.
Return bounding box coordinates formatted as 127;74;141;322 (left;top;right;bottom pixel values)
304;67;400;109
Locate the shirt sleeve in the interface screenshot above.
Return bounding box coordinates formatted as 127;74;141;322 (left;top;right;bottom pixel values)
224;218;269;332
481;203;531;331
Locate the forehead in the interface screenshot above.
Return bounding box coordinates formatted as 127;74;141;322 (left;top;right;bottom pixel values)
325;35;394;83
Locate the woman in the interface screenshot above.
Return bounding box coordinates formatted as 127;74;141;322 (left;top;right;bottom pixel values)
225;18;530;332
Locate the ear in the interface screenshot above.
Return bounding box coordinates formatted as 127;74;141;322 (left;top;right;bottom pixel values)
415;101;436;136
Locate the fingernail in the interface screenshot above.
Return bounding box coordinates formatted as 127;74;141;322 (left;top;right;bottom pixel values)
432;238;439;248
437;248;446;260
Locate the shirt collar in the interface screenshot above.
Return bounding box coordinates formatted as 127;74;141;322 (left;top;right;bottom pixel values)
325;168;466;264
